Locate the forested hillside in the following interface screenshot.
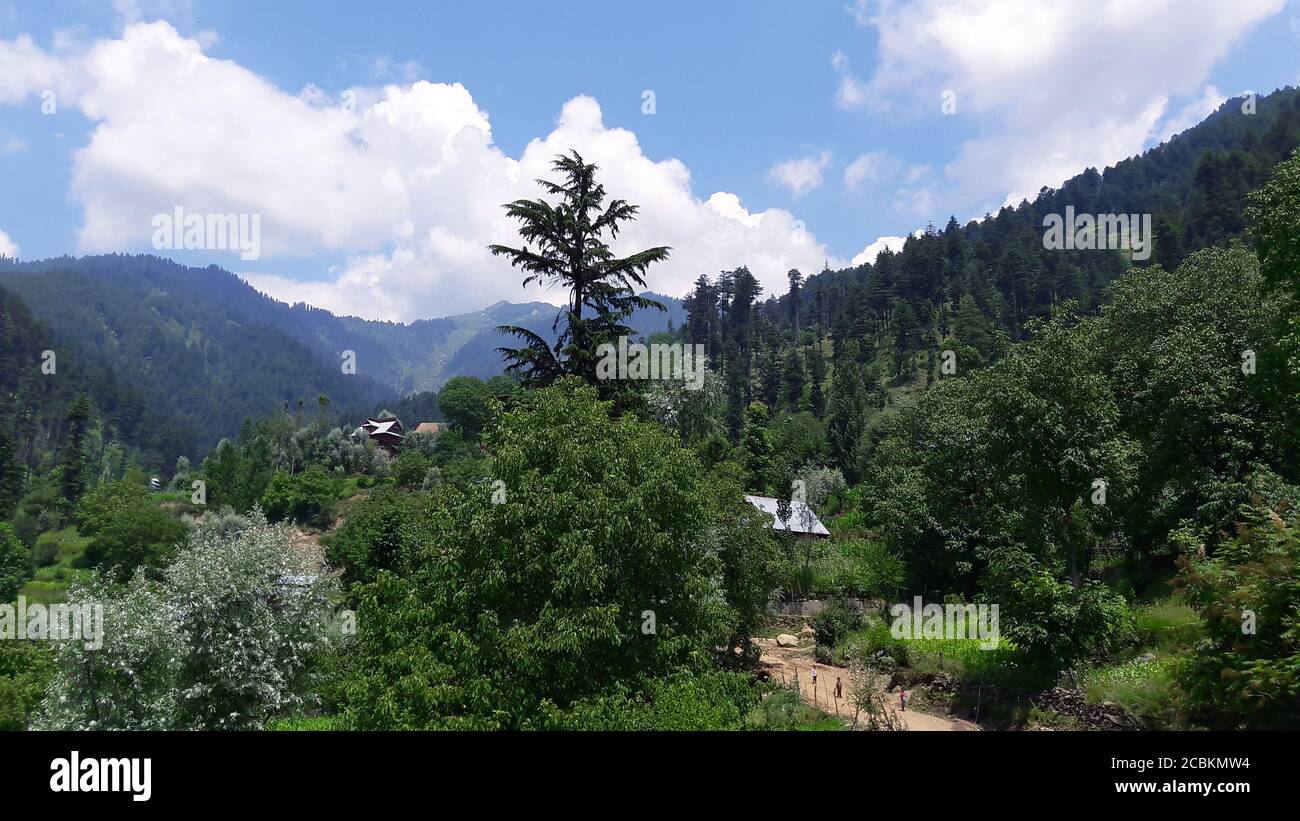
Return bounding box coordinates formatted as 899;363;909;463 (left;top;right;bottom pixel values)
0;257;394;463
3;85;1299;735
680;89;1300;429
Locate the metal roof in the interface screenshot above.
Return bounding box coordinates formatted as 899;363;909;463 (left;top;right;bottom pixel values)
744;495;831;537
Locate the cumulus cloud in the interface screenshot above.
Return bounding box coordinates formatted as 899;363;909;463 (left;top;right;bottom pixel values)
0;22;840;320
767;149;832;198
836;0;1284;209
0;229;18;258
850;234;908;267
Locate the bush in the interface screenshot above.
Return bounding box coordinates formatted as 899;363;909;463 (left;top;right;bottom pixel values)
1000;572;1136;673
36;511;342;730
1173;507;1300;729
840;538;904;599
323;489;414;591
0;523;34;601
855;617;911;667
391;450;431;490
544;671;757;730
811;596;863;649
80;500;188;583
342;380;753;729
260;466;338;527
31;535;61;568
0;641;54;730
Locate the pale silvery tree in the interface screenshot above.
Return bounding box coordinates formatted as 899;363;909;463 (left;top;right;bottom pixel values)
643;365;725;444
796;465;846;512
37;508;342;730
35;577;179;730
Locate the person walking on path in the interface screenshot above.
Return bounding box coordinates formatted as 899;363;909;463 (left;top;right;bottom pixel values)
834;676;842;699
900;689;910;712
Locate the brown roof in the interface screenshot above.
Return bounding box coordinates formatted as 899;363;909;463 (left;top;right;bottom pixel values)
413;422;444;435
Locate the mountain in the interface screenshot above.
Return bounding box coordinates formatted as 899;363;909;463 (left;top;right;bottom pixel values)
0;257;395;464
749;87;1300;345
0;254;686;463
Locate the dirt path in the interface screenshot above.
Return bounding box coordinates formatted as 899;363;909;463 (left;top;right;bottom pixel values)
755;636;979;731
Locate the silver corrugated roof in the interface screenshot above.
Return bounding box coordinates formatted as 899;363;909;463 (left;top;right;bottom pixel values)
744;495;831;536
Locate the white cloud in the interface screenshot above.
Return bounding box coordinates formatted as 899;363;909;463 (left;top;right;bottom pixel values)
0;23;840;321
1155;85;1227;143
371;56;426;83
0;229;18;258
111;0;197;27
850;234;907;266
0;128;25;153
843;151;893;190
831;50;870;111
767;149;831;198
837;0;1285;210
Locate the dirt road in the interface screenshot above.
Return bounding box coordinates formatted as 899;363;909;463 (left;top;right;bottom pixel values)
755;636;979;731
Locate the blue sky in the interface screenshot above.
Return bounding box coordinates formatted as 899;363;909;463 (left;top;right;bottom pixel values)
1;1;1298;320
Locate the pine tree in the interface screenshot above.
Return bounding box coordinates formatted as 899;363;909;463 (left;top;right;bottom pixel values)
826;344;868;481
807;339;827;418
781;347;805;410
60;393;93;504
0;420;24;518
759;347;780;409
740;401;774;493
787;268;803;335
489;151;669;388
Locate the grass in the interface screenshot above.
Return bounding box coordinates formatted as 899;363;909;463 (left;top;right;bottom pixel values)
1069;597;1197;726
1079;654;1179;725
1134;599;1200;648
745;685;847;731
21;526;92;604
267;715;345;731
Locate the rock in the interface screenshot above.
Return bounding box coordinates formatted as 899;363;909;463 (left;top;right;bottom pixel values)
776;633;801;647
800;625;815;635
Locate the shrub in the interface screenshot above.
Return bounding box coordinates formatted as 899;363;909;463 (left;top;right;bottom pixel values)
31;535;61;568
342;380;756;729
1000;572;1136;673
0;641;54;730
544;671;757;730
1173;507;1300;729
323;488;414;590
855;617;911;667
36;511;342;730
391;450;432;490
811;597;863;649
0;523;34;601
80;500;188;582
260;466;338;527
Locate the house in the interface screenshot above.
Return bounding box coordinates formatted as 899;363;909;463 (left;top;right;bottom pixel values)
744;494;830;538
411;422;445;436
355;417;405;455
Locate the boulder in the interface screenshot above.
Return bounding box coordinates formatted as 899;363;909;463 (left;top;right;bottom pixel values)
776;633;801;647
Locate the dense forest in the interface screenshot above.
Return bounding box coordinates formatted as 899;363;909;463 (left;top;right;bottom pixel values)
2;87;1298;732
